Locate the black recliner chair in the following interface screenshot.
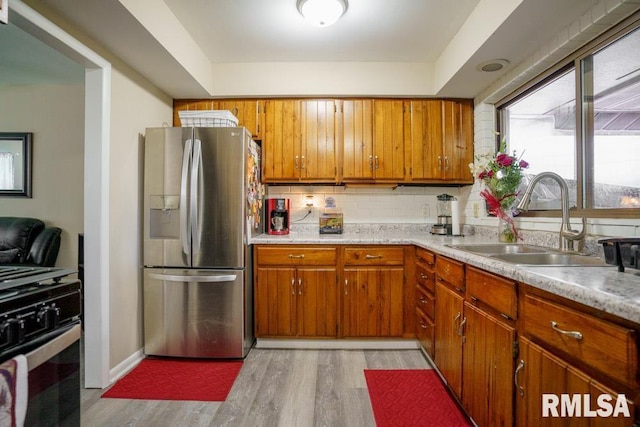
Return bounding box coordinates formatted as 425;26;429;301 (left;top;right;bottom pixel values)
0;217;62;267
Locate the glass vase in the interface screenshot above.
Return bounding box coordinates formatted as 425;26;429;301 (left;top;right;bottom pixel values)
498;211;517;243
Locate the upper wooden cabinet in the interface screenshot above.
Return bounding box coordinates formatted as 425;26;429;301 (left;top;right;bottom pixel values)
262;99;301;181
340;99;374;180
215;99;263;140
173;99;263;139
372;100;406;181
262;99;337;183
300;100;338;181
340;99;406;182
406;99;474;183
174;97;474;185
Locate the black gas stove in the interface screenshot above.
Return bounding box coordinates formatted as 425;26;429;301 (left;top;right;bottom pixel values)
0;266;81;359
0;266;82;425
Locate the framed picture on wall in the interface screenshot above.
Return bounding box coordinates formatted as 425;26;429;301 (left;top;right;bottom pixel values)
0;0;7;25
0;132;33;197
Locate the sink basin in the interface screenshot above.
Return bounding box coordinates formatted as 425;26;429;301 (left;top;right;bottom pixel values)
448;244;550;255
489;252;609;267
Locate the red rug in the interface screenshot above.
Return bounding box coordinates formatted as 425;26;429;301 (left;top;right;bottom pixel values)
101;357;242;401
365;369;472;427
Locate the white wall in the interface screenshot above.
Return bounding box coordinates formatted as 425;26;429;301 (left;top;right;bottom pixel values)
107;67;172;367
0;83;85;268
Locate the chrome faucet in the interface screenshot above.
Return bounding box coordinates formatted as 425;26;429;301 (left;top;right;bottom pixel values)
516;171;586;252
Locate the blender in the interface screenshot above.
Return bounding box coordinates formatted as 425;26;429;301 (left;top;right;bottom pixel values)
430;194;454;235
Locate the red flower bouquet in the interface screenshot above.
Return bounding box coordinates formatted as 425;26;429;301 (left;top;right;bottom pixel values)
470;141;529;242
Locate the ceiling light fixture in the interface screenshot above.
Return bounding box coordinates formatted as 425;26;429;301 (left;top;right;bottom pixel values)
297;0;348;27
476;59;510;72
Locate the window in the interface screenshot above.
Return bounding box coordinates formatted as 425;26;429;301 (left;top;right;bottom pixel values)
498;17;640;216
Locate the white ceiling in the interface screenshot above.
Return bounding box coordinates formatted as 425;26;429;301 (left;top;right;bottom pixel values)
4;0;616;98
162;0;480;63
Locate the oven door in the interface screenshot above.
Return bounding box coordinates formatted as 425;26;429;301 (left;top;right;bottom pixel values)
23;322;81;427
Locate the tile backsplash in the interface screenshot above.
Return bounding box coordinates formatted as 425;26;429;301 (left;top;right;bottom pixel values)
265;185;464;226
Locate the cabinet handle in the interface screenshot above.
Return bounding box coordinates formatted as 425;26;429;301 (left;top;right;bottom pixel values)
514;359;525;397
418;297;428;304
298;278;302;295
438;156;442;171
344;279;349;296
291;278;296;295
301;155;306;170
374;155;379;169
444;155;450;171
458;317;467;341
453;312;461;330
369;155;373;170
288;254;305;259
419;273;429;280
365;254;383;260
419;320;428;329
550;321;583;340
295;155;299;170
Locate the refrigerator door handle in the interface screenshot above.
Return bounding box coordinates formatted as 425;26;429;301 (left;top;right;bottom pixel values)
149;273;237;283
191;138;202;255
180;139;193;257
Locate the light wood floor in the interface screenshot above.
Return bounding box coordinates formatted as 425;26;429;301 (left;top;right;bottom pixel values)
81;348;432;427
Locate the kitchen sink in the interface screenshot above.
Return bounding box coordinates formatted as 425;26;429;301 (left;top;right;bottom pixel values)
489;252;609;267
448;243;551;255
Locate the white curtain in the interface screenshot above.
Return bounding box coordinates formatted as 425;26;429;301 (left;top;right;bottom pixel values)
0;153;15;189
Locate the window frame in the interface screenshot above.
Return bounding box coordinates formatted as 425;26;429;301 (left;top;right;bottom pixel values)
496;12;640;219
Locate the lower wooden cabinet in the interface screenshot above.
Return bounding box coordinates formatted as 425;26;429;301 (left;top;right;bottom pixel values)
254;244;408;339
342;267;404;337
462;302;516;427
254;246;338;337
434;281;465;397
516;336;635;427
255;266;338;337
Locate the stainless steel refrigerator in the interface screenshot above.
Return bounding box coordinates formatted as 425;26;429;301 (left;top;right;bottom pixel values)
142;127;263;358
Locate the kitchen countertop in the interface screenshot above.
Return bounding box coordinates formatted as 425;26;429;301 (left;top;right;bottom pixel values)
251;227;640;325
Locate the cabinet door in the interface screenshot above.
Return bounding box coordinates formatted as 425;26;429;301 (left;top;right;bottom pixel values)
255;267;296;337
214;99;261;139
416;307;435;359
342;99;374;180
296;267;338;337
262;99;301;181
343;267;404;337
373;100;405;180
442;100;473;182
516;337;635;427
300;100;338;181
434;282;464;398
407;100;444;180
462;302;516;427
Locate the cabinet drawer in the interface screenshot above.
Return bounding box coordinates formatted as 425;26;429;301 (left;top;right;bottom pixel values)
435;256;464;290
416;285;435;320
343;247;404;266
416;247;435;269
466;266;517;319
256;246;337;266
416;263;435;293
523;294;638;386
416;308;435;358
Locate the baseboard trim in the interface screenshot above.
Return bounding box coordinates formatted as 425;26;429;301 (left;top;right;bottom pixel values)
108;348;144;386
255;338;420;350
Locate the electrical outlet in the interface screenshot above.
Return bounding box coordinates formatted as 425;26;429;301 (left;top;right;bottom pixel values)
422;204;430;217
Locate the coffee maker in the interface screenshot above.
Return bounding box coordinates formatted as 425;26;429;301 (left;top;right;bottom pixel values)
266;198;290;235
430;194;454;235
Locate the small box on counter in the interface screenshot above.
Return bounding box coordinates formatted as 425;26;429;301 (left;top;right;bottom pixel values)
319;213;343;234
